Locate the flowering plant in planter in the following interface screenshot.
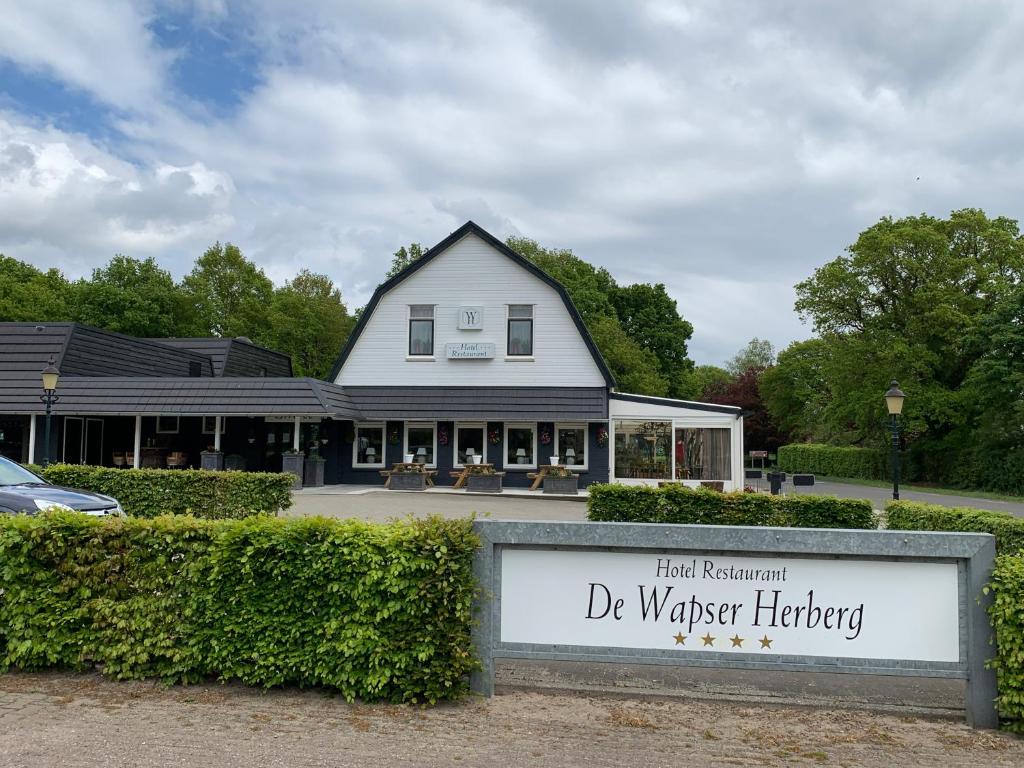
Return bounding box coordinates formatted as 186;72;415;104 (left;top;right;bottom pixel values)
547;465;574;478
596;426;609;448
465;464;496;476
487;429;501;445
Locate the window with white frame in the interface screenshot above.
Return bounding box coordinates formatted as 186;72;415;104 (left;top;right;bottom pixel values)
505;424;536;468
454;423;486;466
404;423;436;465
507;304;533;356
555;424;588;468
409;304;435;356
353;424;385;466
675;427;732;481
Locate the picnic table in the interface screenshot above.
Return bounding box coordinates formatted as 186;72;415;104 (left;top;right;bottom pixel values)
449;463;495;489
527;464;577;491
379;462;436;488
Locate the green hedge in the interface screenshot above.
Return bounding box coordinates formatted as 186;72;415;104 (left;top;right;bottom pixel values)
990;555;1024;732
0;512;477;703
777;443;892;480
587;484;877;529
886;501;1024;556
31;464;293;518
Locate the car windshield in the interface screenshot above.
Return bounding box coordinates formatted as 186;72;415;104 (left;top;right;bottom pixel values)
0;457;43;486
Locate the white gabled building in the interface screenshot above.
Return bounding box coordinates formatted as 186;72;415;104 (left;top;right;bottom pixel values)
327;221;745;489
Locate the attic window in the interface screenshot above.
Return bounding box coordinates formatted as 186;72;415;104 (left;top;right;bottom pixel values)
188;361;203;377
409;304;435;356
507;304;534;356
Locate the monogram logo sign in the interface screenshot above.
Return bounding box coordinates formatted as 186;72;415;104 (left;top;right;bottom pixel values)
458;306;484;330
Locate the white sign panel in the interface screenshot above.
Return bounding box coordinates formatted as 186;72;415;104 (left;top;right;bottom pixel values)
500;549;960;662
446;342;495;359
458;306;484;330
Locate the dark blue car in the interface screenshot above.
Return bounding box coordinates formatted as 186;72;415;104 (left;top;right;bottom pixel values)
0;456;123;516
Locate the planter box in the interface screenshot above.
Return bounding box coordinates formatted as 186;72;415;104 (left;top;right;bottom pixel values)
304;457;326;488
281;452;305;490
467;474;503;493
390;472;427;491
200;451;223;471
543;476;579;495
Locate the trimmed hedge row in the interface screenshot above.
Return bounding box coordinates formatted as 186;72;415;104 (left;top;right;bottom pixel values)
884;500;1024;731
777;443;891;480
31;464;293;518
886;501;1024;556
587;484;877;529
0;512;478;703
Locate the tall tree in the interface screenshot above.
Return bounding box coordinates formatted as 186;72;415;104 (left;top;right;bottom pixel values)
72;255;193;337
704;365;788;452
181;242;274;339
267;270;356;378
0;255;72;322
611;283;694;397
676;364;732;401
726;337;776;376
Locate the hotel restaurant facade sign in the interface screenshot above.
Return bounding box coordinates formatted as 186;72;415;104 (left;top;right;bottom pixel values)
470;520;998;728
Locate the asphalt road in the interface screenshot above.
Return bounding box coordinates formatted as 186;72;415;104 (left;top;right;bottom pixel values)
778;478;1024;516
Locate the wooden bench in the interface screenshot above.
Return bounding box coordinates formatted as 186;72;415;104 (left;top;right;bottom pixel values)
379;467;436;489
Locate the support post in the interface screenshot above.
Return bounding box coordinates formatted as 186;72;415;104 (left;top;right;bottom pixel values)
27;414;36;465
469;528;495;697
43;397;53;467
133;415;142;469
890;413;900;501
293;416;301;451
965;536;999;728
214;416;221;452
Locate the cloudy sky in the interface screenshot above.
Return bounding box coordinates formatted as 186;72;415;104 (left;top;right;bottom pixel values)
1;1;1022;365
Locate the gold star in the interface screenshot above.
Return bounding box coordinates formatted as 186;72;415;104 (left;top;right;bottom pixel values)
673;632;687;646
759;635;773;649
701;633;715;647
730;634;744;648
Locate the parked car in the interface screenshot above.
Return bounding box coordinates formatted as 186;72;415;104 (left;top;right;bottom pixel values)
0;456;123;516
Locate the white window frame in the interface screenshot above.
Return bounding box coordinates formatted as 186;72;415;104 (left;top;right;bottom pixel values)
453;422;487;468
504;422;537;470
403;421;438;468
352;422;386;468
407;304;436;359
554;423;589;470
505;303;535;359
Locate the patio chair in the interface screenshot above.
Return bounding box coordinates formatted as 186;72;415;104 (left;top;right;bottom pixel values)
166;451;188;469
125;452;134;468
112;452;125;468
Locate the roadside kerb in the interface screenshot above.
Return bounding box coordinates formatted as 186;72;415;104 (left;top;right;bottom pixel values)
470;520;998;728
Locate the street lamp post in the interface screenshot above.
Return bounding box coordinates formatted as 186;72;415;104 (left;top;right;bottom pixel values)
884;380;906;501
40;355;61;467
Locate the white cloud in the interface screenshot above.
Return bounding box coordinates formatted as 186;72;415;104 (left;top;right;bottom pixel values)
2;0;1024;363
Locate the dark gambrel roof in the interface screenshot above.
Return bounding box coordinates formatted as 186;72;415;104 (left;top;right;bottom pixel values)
343;386;608;421
327;221;616;386
0;376;358;418
149;338;293;377
0;323;214;380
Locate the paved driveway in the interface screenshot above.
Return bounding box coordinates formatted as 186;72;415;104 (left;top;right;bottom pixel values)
781;479;1024;516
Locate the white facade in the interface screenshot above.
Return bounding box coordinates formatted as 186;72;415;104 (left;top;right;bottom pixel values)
335;233;607;387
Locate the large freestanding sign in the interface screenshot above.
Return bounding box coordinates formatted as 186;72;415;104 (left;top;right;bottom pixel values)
471;521;998;728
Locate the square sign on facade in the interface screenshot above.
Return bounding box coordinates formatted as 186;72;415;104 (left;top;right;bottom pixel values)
458;306;484;330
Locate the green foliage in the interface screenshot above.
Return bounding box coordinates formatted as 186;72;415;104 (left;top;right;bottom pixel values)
72;255;195;337
180;242;274;338
34;464;293;518
989;555;1024;732
587;484;876;529
726;337;776;376
676;364;732;401
885;501;1024;556
611;283;694;397
266;270;355;378
0;255;73;322
760;339;831;441
587;314;669;395
0;513;478;703
386;243;426;279
777;444;891;481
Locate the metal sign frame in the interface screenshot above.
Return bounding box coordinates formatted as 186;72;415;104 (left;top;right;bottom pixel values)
470;520;998;728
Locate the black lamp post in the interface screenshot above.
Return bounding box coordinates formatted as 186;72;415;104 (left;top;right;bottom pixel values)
40;355;60;467
884;380;905;501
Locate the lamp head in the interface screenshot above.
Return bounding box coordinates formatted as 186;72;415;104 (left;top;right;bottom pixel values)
41;355;60;392
884;380;905;416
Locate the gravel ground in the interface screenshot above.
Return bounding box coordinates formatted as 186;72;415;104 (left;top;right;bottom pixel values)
0;672;1020;768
